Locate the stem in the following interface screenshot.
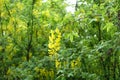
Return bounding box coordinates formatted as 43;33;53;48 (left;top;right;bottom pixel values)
98;1;101;41
113;53;116;80
106;56;110;80
98;22;101;41
75;0;78;11
4;2;11;17
118;10;120;30
99;56;106;79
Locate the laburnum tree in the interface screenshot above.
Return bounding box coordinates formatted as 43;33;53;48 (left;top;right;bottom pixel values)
0;0;120;80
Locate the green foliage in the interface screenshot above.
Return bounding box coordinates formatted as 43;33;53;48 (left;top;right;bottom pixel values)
0;0;120;80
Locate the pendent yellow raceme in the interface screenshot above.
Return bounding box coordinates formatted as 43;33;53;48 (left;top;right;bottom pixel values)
48;28;61;56
48;28;61;69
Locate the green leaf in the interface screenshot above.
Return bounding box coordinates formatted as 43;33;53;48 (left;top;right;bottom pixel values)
70;34;73;42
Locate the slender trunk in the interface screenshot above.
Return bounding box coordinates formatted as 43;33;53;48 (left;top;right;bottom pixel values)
26;0;34;61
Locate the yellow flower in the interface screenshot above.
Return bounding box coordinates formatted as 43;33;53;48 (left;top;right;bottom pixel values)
42;9;50;18
55;46;60;51
51;32;55;40
40;68;46;75
33;9;39;18
48;43;54;49
45;9;50;17
58;34;61;38
1;11;8;18
55;38;61;44
7;17;16;33
48;49;56;55
55;28;60;34
34;0;42;7
49;70;54;79
7;24;14;33
49;36;54;43
5;43;14;52
71;57;81;68
16;19;27;32
55;60;61;69
71;60;75;68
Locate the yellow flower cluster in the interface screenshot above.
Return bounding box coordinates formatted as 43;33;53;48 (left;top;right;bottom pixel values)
33;9;39;18
5;43;14;52
16;2;24;10
48;28;61;69
48;28;61;55
7;17;15;33
42;9;50;18
34;67;54;79
55;60;61;68
7;17;27;33
34;0;42;7
71;57;81;69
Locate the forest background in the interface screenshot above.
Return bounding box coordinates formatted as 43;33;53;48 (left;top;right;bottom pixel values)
0;0;120;80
